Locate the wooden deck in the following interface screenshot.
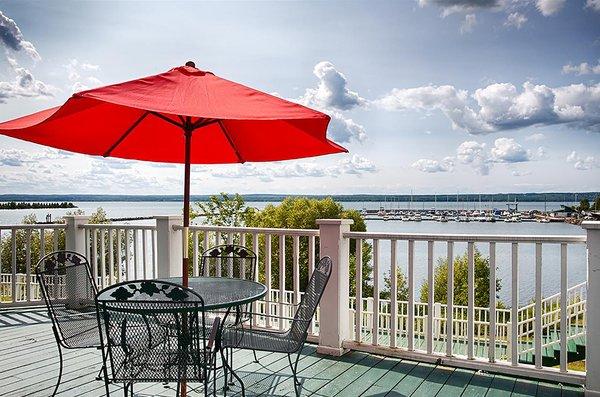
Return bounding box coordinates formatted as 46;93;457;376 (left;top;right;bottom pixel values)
0;308;585;397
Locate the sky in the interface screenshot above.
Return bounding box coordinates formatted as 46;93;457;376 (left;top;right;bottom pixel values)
0;0;599;196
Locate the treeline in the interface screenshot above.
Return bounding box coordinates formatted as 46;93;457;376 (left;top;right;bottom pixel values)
0;201;76;210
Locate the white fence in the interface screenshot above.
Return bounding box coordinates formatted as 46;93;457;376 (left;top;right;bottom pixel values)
1;216;599;391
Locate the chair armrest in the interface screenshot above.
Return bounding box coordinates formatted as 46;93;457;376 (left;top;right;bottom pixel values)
207;317;220;351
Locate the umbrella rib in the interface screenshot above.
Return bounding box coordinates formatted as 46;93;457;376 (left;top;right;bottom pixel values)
103;111;149;157
217;120;245;163
149;111;185;129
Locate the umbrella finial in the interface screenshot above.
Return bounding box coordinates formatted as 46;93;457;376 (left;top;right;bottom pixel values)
185;61;196;68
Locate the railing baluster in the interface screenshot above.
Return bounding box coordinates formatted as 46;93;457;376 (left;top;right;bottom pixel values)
215;232;221;277
446;241;454;357
152;230;157;278
489;242;496;363
408;239;415;351
535;243;543;369
265;234;272;328
560;243;568;373
125;229;131;280
373;239;380;346
355;238;363;343
467;241;475;359
390;239;398;348
117;229;123;283
192;231;198;277
279;234;286;331
11;228;17;303
109;228;115;285
92;229;98;283
52;229;58;252
25;229;32;302
293;235;300;306
133;229;139;279
142;229;147;279
100;229;106;288
203;232;210;276
252;232;259;323
227;232;234;277
309;234;316;335
39;228;45;261
427;241;434;354
511;242;519;366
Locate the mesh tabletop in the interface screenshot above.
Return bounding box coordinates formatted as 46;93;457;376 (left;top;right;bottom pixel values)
160;277;267;310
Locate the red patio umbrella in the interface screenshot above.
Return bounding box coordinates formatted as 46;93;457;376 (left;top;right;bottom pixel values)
0;62;347;288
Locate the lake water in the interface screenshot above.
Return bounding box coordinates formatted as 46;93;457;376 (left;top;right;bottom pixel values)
0;201;587;306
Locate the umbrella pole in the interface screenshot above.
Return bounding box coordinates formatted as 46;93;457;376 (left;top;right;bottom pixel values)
182;127;192;288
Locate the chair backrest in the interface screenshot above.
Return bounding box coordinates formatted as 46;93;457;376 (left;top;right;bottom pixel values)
289;256;332;344
35;250;99;348
200;244;256;280
96;280;210;383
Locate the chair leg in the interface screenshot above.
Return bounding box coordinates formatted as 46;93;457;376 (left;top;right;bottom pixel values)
219;348;229;394
228;348;235;385
287;347;303;397
252;349;259;363
220;348;245;397
52;343;64;397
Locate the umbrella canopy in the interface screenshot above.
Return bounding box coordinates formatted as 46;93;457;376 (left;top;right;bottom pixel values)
0;62;347;289
0;64;346;163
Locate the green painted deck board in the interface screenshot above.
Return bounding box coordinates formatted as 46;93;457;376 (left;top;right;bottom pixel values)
0;321;585;397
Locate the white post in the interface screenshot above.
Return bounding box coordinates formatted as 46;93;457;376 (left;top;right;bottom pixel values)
583;221;600;397
155;216;183;278
64;215;89;254
316;218;353;356
63;215;90;306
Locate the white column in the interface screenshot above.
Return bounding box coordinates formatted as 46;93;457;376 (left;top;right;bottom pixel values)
63;215;90;306
583;221;600;397
316;218;353;356
155;215;183;278
64;215;89;254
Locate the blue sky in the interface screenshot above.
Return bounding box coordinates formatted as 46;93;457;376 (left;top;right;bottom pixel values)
0;0;599;195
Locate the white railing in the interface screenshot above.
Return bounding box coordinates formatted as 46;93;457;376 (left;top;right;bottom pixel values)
343;231;587;383
177;224;321;337
0;224;66;304
83;224;157;289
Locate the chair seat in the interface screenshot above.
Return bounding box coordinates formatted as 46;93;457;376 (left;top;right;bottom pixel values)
221;325;302;354
54;313;101;348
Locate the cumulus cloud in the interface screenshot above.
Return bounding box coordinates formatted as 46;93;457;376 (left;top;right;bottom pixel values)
526;133;545;142
328;111;367;143
536;0;565;16
411;157;454;173
460;14;477;33
0;58;54;103
65;59;102;93
489;137;531;162
211;155;376;180
376;81;600;134
587;0;600;12
566;151;598;170
0;11;40;60
300;61;366;111
457;141;490;174
562;61;600;75
504;12;527;29
418;0;501;16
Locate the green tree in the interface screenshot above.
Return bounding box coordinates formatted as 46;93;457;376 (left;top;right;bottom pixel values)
381;266;409;301
419;248;502;308
245;197;373;295
594;196;600;211
190;193;255;226
579;198;590;212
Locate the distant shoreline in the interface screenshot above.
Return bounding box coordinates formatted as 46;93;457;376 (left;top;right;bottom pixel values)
0;192;597;203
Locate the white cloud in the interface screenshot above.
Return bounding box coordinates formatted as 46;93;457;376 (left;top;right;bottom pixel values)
65;59;102;93
411;157;454;173
300;61;365;111
562;61;600;75
328;111;367;143
418;0;502;16
0;11;40;61
566;151;598;170
536;0;565;16
457;141;490;174
587;0;600;12
525;133;545;142
460;14;477;34
504;12;527;29
211;155;376;180
376;81;600;134
512;170;532;177
489;137;531;162
0;58;54;103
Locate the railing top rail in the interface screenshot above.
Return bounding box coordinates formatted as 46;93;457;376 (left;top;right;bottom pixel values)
0;224;67;229
343;231;586;244
80;224;156;230
175;224;320;237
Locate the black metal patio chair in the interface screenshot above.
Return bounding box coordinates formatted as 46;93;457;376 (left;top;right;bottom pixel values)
35;250;109;397
219;256;332;397
96;279;220;396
